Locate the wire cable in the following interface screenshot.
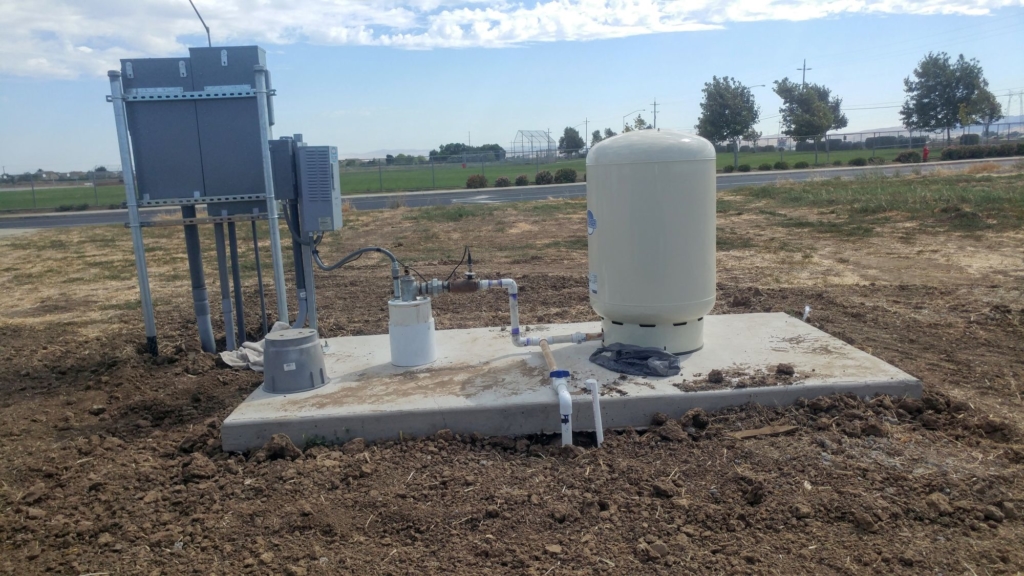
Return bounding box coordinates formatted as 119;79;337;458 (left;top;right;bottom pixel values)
445;246;469;282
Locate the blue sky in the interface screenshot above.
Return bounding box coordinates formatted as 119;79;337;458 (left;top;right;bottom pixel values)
0;1;1021;172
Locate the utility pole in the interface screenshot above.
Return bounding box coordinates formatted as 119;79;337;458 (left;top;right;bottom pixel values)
650;99;658;129
797;59;812;88
585;118;588;151
468;131;471;146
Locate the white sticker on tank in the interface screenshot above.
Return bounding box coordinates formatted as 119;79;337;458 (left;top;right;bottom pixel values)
588;272;598;295
283;362;296;372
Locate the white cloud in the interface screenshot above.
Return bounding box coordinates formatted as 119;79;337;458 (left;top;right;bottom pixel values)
0;0;1017;78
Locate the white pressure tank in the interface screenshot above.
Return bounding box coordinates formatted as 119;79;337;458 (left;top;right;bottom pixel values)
586;129;717;354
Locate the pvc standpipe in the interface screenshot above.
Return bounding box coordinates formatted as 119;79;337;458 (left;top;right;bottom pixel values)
586;379;604;447
389;298;437;367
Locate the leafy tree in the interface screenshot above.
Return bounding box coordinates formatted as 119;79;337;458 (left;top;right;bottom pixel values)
633;115;649;131
773;78;845;164
900;52;988;143
429;143;506;161
971;88;1003;141
385;154;395;165
743;129;762;151
603;128;617;139
591;130;603;147
558;127;586;156
95;166;107;172
696;76;760;168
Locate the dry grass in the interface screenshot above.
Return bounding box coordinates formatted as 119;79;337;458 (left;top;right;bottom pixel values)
963;161;1004;175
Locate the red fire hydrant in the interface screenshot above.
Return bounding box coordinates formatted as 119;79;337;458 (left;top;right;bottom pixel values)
922;144;930;162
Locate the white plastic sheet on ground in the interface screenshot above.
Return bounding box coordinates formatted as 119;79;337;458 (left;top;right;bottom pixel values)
219;321;291;372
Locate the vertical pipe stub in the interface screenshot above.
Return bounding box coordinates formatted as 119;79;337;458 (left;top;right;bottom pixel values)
388;298;437;367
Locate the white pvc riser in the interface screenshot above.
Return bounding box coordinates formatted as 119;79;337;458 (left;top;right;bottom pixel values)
221;313;921;452
388;298;437;367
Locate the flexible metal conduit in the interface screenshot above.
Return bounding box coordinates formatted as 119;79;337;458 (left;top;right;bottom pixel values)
313;246;402;299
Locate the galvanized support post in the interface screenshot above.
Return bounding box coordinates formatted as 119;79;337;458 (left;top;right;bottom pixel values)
431;157;435;189
108;71;158;356
254;66;289;324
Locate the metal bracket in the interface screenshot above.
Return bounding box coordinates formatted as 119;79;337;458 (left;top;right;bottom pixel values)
125;62;134;78
179;61;187;77
132;213;269;228
221;49;228;66
123;88;256;102
139;193;270;207
125;87;184;96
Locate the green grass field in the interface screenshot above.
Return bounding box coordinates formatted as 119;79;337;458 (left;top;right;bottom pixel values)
0;185;126;212
339;158;587;193
719;147;905;169
0;147;958;212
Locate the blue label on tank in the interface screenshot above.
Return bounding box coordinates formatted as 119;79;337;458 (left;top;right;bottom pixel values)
587;210;597;235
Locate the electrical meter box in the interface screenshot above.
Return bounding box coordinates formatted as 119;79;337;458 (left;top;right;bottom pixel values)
297;146;342;233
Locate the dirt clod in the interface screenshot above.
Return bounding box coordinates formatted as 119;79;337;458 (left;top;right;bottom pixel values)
983;505;1005;523
680;408;710;430
545;544;562;555
651;412;669;426
775;363;795;376
925;492;953;516
853;511;878;533
342;437;366;455
652;479;678;498
792;503;813;519
260;433;303;461
707;369;724;384
88;405;106;416
657;420;688;442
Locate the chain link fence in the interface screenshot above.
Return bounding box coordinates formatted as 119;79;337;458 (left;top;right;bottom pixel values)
0;164;124;211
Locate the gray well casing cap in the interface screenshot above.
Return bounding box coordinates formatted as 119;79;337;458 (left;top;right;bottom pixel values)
262;328;329;394
587;129;716;166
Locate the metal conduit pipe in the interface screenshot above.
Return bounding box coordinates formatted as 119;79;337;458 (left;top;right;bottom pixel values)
213;221;237;351
251;220;269;337
286;204;308;329
301;243;318;334
227;222;246;344
181;206;216;353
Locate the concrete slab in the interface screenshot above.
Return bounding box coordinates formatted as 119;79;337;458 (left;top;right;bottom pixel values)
221;313;921;452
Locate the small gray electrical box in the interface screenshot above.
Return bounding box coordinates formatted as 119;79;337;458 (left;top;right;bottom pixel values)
297;146;342;234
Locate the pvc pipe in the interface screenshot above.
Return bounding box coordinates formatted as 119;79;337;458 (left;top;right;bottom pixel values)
228;222;246;344
254;65;289;324
213;221;236;351
552;371;573;446
585;379;604;447
181;206;216;353
108;71;158;356
477;279;600;347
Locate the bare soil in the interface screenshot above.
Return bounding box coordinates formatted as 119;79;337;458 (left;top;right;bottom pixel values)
1;184;1023;575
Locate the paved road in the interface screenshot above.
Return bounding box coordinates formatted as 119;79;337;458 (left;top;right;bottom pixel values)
0;157;1015;230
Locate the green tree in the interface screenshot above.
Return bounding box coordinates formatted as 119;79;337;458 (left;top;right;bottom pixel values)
743;129;762;151
696;76;760;168
774;78;845;165
971;88;1003;141
603;128;617;139
900;52;988;143
591;129;603;147
558;127;586;156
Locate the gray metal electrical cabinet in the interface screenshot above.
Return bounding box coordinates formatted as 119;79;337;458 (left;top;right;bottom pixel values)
297;146;342;233
268;138;299;201
120;58;205;199
119;46;273;204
